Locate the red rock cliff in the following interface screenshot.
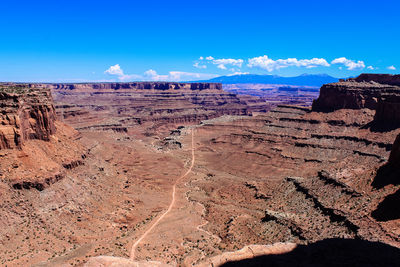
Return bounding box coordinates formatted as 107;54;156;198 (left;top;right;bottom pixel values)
312;74;400;128
0;85;56;149
312;74;400;112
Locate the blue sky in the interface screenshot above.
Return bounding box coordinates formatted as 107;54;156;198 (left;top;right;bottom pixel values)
0;0;399;82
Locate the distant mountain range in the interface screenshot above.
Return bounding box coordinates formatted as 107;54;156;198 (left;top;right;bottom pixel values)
195;74;343;87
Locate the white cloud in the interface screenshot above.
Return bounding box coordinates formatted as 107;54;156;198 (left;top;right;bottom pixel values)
104;64;217;82
104;64;142;80
104;64;124;76
247;55;330;72
212;58;244;69
193;62;207;69
387;65;396;70
199;56;204;60
227;72;250;76
217;64;227;70
331;57;365;70
367;66;374;70
143;69;166;81
201;56;244;70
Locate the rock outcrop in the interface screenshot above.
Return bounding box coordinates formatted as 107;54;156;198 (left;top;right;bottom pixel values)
0;84;85;192
84;256;170;267
0;85;56;149
352;73;400;86
374;95;400;128
312;74;400;129
312;81;397;112
312;74;400;113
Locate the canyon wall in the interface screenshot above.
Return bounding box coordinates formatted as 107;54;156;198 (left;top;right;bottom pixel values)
374;95;400;128
26;82;270;134
312;74;400;111
312;74;400;128
32;82;223;91
0;85;56;149
312;80;399;112
0;84;85;192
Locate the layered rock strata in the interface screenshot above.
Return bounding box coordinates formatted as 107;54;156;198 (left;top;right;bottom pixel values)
312;74;400;113
0;84;84;191
0;85;56;149
36;82;223;91
22;82;270;134
184;104;400;261
374;95;400;128
351;73;400;86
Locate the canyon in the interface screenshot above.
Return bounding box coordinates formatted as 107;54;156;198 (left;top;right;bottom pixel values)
35;82;269;137
0;75;399;266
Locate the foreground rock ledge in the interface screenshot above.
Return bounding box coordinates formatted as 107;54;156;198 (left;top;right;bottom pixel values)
84;243;297;267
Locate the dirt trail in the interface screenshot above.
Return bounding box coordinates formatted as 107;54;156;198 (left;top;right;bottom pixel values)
130;129;195;259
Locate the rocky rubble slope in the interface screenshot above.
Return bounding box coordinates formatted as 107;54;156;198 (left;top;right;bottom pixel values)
182;103;400;265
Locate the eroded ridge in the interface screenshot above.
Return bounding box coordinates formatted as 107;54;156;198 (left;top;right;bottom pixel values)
184;103;400;260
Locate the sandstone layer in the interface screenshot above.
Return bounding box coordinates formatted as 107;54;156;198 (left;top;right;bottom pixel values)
375;94;400;128
0;84;84;189
26;82;270;136
223;84;320;107
312;74;400;131
37;82;223;91
0;85;56;149
352;73;400;86
312;74;400;113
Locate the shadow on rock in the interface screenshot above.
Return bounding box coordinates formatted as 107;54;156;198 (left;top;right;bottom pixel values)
371;188;400;222
361;120;400;133
221;238;400;267
371;163;400;189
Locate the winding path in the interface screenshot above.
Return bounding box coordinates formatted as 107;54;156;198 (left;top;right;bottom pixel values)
130;129;195;259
